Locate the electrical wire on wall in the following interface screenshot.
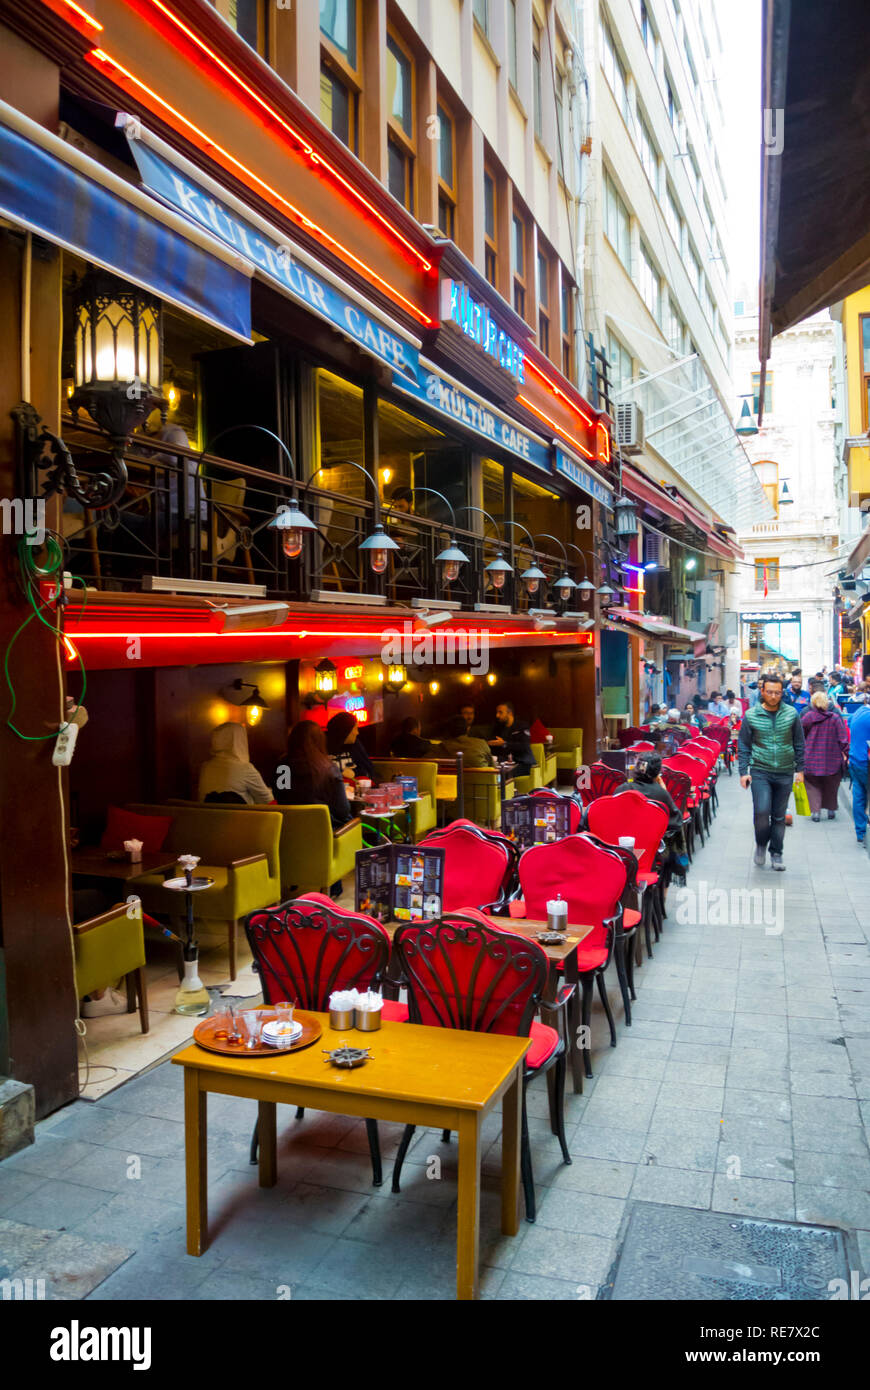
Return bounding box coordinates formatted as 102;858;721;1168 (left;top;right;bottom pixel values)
3;531;86;740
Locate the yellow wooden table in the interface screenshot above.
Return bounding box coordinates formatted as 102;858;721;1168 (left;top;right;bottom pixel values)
172;1014;530;1300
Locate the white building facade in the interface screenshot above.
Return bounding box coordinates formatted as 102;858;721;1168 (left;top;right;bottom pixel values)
732;308;841;679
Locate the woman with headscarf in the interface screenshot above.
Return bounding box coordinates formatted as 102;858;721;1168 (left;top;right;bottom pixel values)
197;722;272;804
326;711;379;784
800;691;849;820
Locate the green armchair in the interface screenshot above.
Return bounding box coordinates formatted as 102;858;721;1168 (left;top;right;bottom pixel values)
530;742;558;787
371;759;438;840
124;804;282;982
74;900;148;1035
549;727;584;776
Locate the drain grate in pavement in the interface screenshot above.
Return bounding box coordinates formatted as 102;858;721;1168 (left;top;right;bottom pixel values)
607;1203;849;1300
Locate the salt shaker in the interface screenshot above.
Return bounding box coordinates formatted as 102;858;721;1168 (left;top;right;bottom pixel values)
546;894;568;934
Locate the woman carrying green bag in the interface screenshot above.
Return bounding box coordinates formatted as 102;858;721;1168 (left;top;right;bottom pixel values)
800;693;850;821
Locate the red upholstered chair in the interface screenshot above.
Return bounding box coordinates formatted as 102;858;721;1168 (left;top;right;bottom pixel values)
617;726;652;748
660;766;694;860
664;752;710;842
517;834;627;1079
689;737;722;811
700;722;733;774
244;895;406;1183
527;787;583;833
579;762;628;806
586;791;669;959
390;913;573;1221
581;833;641;1025
419;822;518;912
628;741;656;753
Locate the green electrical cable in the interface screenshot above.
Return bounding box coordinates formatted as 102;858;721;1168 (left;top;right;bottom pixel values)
3;531;87;742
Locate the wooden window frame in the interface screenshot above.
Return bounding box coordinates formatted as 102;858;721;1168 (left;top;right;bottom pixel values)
484;166;498;288
320;0;362;152
436;99;456;240
754;557;780;592
537;248;551;358
386;28;416;213
215;0;268;58
512;211;528;320
561;279;573;381
533;19;543;139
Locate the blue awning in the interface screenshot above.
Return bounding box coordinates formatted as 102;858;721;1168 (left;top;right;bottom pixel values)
0;117;251;341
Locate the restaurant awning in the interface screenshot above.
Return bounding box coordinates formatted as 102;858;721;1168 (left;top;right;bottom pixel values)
759;0;870;375
605;609;707;655
846;524;870;579
0;100;252;341
621;465;743;561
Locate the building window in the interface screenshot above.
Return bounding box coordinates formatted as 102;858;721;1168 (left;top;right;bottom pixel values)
386;33;414;212
562;281;573;380
216;0;267;55
320;0;356;65
484;168;497;287
638;113;660;198
754;461;780;516
533;20;543;139
665;183;682;247
639;0;658;69
508;0;518;88
437;103;456;239
473;0;489;36
668;304;685;355
606;328;633;392
512;212;527;318
320;0;360;151
603;170;631;271
665;74;677;132
601;18;631;127
639;241;661;325
754;557;780;591
752;371;773;415
688;241;702;296
538;251;550;357
861;314;870;429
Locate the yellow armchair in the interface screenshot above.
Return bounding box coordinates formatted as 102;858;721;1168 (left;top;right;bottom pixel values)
74;900;148;1035
549;727;584;774
124;804;282;981
530;742;558;787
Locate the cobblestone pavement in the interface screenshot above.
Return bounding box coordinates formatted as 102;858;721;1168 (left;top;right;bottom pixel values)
1;772;869;1300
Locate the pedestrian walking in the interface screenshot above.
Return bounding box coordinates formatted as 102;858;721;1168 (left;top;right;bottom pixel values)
800;692;849;820
738;671;805;870
847;701;870;848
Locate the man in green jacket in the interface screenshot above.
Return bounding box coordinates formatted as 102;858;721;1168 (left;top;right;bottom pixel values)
737;671;805;870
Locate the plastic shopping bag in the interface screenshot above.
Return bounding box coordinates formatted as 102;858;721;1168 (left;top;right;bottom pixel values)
793;780;811;817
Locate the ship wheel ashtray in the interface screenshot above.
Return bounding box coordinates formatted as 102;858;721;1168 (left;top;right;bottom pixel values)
323;1043;373;1069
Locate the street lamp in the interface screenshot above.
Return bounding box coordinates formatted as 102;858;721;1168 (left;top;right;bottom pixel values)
613;495;639;538
504;520;547;597
304;461;401;574
229;678;268;726
389;486;470;587
534;534;577;606
566;543;598;598
735;394;759;437
456;505;513;592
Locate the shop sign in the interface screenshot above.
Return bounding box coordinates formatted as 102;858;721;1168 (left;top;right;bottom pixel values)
391;368;550;472
128;140;420;381
741;610;800;622
441;280;525;382
554;448;614;509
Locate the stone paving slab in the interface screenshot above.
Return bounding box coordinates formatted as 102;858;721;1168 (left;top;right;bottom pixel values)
0;771;867;1300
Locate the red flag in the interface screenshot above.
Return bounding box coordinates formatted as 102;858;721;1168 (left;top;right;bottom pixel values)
763;564;769;598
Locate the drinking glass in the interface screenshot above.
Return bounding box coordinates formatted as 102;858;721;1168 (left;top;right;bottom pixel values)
275;1002;296;1048
241;1010;262;1050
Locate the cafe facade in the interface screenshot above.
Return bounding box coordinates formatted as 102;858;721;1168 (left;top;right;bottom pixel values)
0;0;622;1115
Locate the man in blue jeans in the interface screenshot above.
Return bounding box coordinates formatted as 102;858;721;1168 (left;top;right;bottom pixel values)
848;702;870;847
738;672;805;870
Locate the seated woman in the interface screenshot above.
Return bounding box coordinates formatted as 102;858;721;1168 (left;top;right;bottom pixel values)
274;719;352;829
390;716;434;759
198;723;272;804
615;751;682;835
326;711;379;783
439;714;496;768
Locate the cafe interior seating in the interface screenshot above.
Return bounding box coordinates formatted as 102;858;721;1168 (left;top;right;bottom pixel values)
547;727;584;778
73;899;150;1035
370;758;438;839
389;911;574;1222
124;804;282;982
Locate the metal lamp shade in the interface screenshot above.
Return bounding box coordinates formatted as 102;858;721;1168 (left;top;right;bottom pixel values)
268;499;317;558
485;552;513;589
71;271;164;437
359;523;401;574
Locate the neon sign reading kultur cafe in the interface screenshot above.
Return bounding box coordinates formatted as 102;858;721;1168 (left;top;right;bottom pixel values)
441;281;525;382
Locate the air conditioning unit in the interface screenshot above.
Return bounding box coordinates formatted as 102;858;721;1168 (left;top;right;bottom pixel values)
644;531;670;569
615;402;644;453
